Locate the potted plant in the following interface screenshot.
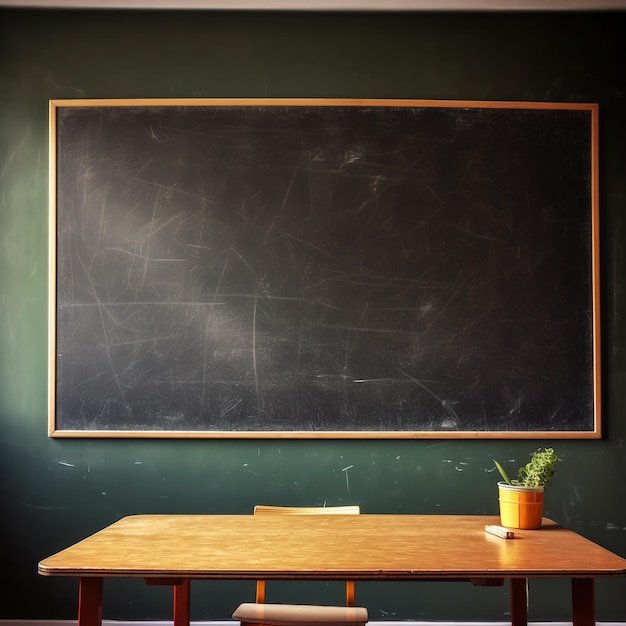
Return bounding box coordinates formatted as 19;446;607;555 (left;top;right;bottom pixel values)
493;447;559;529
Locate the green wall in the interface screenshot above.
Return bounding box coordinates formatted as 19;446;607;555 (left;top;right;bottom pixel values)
1;8;625;622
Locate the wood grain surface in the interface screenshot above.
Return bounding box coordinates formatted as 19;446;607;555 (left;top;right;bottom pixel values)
38;514;626;579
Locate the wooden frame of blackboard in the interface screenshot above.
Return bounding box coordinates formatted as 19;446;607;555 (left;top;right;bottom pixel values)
48;98;600;439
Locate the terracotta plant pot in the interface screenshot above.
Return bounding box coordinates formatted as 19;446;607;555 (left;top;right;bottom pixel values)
498;482;544;529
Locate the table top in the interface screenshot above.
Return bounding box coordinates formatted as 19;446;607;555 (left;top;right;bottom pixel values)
38;514;626;580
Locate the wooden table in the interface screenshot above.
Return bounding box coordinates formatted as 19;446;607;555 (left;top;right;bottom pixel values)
38;514;626;626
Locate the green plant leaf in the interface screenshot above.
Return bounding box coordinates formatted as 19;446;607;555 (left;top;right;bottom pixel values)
517;447;559;487
493;459;511;484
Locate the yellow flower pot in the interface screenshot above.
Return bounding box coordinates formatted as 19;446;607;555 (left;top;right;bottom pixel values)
498;482;544;529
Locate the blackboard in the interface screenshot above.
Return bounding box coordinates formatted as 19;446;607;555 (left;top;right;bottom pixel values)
48;98;600;438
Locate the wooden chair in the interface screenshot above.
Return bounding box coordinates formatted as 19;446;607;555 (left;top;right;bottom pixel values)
231;505;369;626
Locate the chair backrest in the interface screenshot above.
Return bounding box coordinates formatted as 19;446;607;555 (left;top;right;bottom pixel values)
254;505;360;516
253;505;360;606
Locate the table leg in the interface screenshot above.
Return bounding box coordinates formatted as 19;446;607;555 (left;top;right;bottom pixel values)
572;578;595;626
174;579;191;626
510;578;528;626
78;577;103;626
